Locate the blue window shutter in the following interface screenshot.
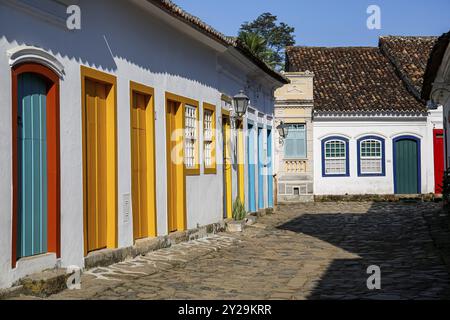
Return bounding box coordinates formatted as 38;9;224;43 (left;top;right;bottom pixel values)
284;124;306;158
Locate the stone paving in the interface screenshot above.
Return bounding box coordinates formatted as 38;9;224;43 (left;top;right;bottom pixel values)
15;201;450;300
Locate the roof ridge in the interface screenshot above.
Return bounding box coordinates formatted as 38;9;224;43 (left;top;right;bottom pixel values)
147;0;288;83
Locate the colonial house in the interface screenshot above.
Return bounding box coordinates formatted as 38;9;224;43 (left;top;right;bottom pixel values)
274;36;442;199
422;31;450;170
0;0;287;289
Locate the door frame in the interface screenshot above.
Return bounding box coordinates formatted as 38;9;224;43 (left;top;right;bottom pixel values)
257;125;265;210
267;126;273;208
433;129;445;194
393;135;421;194
11;62;61;267
222;110;232;219
165;92;196;233
81;66;118;255
247;121;256;212
130;81;157;240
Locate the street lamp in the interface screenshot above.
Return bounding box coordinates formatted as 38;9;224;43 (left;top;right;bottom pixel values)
276;121;289;140
233;90;250;118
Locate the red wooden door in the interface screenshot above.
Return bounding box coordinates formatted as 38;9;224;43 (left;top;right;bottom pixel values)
434;129;445;194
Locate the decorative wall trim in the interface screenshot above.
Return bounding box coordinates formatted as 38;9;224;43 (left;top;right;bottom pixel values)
8;46;65;78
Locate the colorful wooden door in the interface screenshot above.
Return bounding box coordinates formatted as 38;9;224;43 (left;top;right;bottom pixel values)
131;91;156;240
394;137;420;194
166;100;185;232
257;127;265;209
17;73;48;258
247;123;256;212
267;128;273;208
434;129;445;194
223;116;232;219
85;79;109;252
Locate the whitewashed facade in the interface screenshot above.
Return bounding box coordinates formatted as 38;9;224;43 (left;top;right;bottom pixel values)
0;0;285;289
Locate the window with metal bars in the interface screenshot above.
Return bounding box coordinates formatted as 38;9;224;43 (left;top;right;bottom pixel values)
204;109;214;169
185;105;197;168
322;137;349;176
358;137;385;176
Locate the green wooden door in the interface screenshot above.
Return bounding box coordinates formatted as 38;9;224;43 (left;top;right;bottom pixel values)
394;138;419;194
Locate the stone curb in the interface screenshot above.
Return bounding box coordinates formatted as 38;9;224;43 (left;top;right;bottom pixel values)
0;285;25;300
84;220;226;269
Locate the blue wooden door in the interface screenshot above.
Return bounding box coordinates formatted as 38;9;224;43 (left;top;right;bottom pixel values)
267;128;273;208
247;124;256;212
258;127;264;209
17;73;48;258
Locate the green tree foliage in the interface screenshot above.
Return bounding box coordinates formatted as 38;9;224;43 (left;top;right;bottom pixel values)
238;12;295;71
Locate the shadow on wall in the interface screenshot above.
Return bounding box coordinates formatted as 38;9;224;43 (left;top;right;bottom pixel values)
0;0;218;90
277;202;450;300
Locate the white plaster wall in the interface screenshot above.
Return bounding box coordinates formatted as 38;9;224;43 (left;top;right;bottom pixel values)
0;0;278;288
313;119;434;195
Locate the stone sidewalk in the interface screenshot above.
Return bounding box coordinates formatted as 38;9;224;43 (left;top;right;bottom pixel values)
14;201;450;300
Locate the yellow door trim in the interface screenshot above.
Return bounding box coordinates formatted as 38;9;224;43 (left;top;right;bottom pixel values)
237;120;245;203
81;66;118;255
130;81;157;240
223;114;232;219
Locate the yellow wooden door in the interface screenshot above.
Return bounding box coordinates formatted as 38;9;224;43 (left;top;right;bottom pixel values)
131;91;156;240
223;116;232;219
85;79;108;252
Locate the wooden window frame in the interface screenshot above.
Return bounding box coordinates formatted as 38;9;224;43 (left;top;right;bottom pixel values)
284;123;307;160
358;136;386;177
322;136;350;177
166;92;200;176
203;103;217;175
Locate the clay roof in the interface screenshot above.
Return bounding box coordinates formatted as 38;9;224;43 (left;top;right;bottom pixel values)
286;43;428;114
146;0;288;84
379;36;438;98
422;31;450;100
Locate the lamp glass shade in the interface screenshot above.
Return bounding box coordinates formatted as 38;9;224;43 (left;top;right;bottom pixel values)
233;90;250;117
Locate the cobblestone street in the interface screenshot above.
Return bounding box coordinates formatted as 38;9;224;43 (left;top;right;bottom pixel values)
22;201;450;300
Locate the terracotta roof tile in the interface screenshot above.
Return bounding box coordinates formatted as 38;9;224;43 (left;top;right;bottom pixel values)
379;36;437;97
286;45;427;114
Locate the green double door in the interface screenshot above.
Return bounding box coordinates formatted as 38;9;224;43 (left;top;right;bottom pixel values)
394;137;420;194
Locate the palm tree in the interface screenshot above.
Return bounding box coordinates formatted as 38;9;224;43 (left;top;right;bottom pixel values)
238;32;275;68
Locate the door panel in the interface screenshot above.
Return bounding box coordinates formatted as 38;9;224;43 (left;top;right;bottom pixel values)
434;129;444;194
131;92;153;240
166;100;185;232
395;138;419;194
223;116;232;219
17;73;48;258
267;129;273;208
247;124;256;212
257;127;264;209
85;79;109;252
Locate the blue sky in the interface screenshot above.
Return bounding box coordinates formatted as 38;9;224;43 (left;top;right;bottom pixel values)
174;0;450;47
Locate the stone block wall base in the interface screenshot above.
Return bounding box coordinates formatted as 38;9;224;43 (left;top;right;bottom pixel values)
314;194;438;203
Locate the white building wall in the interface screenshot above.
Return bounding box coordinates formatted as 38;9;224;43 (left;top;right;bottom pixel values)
0;0;279;288
313;119;434;195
